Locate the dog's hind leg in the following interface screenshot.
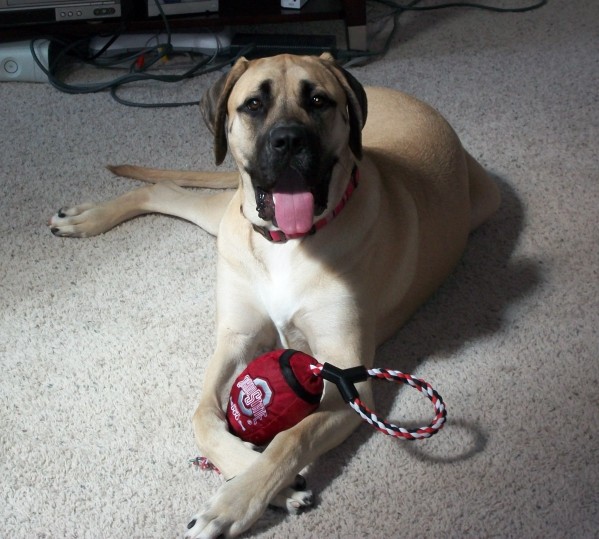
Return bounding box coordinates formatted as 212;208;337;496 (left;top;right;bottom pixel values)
48;180;234;238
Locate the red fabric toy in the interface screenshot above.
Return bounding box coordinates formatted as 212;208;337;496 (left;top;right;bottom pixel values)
226;348;447;446
226;349;324;446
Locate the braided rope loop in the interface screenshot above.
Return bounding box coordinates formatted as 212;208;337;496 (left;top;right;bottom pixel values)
355;367;447;439
310;361;446;440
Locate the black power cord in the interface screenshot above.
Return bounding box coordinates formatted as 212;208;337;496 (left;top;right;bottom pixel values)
30;0;255;107
397;0;548;12
338;0;548;63
30;0;549;107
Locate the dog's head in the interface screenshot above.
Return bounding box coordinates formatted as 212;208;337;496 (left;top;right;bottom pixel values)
200;53;367;236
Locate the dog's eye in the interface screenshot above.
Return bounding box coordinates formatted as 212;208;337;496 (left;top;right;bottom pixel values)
311;95;327;108
245;98;263;112
307;94;334;112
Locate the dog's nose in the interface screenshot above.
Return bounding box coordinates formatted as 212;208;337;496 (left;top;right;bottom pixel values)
269;125;308;155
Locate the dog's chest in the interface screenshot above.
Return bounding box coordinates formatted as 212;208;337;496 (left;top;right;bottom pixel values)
254;243;311;347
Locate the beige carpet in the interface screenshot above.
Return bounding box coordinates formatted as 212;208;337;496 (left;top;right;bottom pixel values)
1;1;598;537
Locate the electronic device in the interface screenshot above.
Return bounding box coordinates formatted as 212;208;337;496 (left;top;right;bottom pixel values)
0;39;50;82
281;0;309;9
89;30;231;56
147;0;217;18
230;33;336;58
0;0;121;27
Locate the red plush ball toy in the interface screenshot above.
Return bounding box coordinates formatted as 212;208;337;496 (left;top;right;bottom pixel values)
225;349;447;448
226;349;324;446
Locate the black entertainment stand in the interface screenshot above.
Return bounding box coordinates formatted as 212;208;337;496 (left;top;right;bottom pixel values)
211;0;366;50
0;0;367;51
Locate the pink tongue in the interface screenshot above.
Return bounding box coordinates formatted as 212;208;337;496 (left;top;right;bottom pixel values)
272;169;314;235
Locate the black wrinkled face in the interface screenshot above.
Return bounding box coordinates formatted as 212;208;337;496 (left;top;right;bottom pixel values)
241;80;339;219
227;62;351;230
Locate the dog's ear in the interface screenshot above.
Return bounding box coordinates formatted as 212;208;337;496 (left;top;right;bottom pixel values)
319;53;368;159
200;57;250;165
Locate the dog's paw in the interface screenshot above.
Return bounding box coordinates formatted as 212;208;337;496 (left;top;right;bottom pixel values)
185;474;312;538
270;475;314;515
185;478;267;539
273;487;314;515
48;203;113;238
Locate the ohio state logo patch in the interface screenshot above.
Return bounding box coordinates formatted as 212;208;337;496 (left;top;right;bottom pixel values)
236;375;272;422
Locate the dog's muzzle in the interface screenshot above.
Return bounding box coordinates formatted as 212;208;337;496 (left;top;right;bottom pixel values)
254;124;319;236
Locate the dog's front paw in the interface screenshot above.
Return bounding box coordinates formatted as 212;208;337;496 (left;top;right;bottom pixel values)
185;477;267;539
48;203;115;238
270;474;314;515
185;474;313;539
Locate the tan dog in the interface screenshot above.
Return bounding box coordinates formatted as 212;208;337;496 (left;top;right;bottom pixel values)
49;53;500;538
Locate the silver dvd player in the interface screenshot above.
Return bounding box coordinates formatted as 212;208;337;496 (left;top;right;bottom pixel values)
0;0;121;26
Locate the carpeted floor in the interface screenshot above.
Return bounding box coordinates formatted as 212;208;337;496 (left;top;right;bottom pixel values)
1;1;598;537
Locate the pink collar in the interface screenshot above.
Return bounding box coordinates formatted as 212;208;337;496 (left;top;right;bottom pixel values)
252;166;360;243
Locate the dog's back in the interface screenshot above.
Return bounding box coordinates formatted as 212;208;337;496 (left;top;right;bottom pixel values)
356;86;499;339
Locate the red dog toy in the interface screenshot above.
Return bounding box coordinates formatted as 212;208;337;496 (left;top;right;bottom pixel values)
226;349;447;446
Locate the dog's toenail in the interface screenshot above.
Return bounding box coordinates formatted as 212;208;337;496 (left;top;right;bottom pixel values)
187;519;196;529
51;228;59;235
58;210;66;218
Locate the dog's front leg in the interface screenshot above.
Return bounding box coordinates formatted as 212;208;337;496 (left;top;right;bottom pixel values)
186;372;373;539
192;327;274;481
